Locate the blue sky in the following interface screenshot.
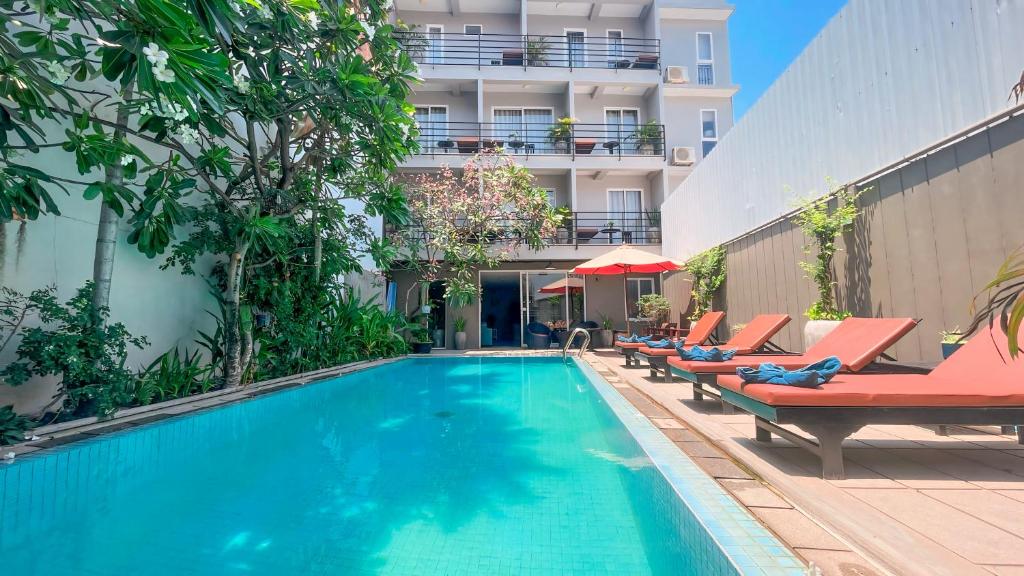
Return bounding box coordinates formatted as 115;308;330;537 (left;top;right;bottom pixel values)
729;0;847;118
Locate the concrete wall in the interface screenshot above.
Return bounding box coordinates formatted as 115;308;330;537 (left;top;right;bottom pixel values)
410;91;478;123
662;94;734;158
395;12;522;36
574;93;658;126
662;0;1024;259
482;91;568;119
700;113;1024;362
526;16;647;40
574;173;657;214
658;18;731;85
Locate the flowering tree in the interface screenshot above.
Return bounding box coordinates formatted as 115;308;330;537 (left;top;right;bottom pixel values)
0;0;419;388
394;152;559;309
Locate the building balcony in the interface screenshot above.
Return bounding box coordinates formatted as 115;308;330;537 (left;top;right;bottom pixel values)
395;32;660;71
410;122;665;160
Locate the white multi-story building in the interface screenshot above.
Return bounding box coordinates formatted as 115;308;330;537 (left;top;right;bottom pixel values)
390;0;737;348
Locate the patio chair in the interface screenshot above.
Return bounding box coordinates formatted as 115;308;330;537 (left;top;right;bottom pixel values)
667;317;921;411
635;314;791;382
616;311;725;367
716;324;1023;479
525;322;552;349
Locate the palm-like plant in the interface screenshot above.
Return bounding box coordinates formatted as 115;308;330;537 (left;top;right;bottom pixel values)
968;246;1023;358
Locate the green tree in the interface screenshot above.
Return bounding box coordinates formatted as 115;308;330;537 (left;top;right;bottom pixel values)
686;246;726;321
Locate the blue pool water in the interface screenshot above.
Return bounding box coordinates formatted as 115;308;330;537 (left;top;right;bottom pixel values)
1;357;797;575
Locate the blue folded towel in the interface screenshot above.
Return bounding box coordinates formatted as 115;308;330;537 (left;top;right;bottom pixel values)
676;345;737;362
646;339;673;349
616;334;653;344
736;356;842;388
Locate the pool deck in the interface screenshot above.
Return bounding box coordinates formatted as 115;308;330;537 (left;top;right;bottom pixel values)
584;349;1024;576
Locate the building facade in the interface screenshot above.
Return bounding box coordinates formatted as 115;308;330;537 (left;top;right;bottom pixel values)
390;0;736;348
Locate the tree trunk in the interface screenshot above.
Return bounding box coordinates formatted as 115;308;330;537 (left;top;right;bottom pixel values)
91;94;131;318
222;241;251;388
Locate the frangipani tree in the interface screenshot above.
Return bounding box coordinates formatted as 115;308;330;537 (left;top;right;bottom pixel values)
395;152;559;309
1;0;419;388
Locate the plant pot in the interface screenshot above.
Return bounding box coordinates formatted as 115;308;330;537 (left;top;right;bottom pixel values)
432;329;444;348
553;140;569;154
454;331;467;350
637;143;654;156
804;320;843;350
599;329;613;348
941;342;963;359
647;226;660;244
411;342;432;354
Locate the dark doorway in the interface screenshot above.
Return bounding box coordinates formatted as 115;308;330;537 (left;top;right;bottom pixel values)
428;281;446;348
480;272;521;347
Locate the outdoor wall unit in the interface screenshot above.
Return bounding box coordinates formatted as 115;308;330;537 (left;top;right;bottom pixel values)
671;146;696;166
664;66;690;84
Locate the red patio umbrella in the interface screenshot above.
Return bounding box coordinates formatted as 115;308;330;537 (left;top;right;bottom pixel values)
573;245;684;334
537;276;585;294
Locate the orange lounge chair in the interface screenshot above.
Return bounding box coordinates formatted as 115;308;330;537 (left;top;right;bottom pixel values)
667;317;920;410
615;311;724;367
716;325;1023;479
635;314;791;382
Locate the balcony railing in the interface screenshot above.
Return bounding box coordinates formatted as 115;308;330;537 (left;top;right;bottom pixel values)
395;211;661;247
697;63;714;85
395;32;660;70
413;122;665;159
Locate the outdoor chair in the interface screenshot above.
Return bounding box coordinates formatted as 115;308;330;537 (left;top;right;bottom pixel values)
667;317;921;412
616;311;725;367
716;324;1023;479
525;322;552;349
635;314;791;382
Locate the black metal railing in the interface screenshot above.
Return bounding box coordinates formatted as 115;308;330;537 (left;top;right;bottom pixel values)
394;32;660;70
394;211;662;247
413;122;665;158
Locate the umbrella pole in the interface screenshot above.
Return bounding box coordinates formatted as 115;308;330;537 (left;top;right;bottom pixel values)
623;271;630;336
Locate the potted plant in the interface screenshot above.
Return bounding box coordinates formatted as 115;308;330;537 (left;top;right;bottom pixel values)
453;316;468;350
599;313;614;347
628;120;662;155
968;244;1023;358
637;293;671;326
507;131;524;152
547;117;576;153
645;210;661;243
409;326;433;354
940;328;965;359
793;180;863;348
686;246;726;326
526;37;550;66
554;204;573;243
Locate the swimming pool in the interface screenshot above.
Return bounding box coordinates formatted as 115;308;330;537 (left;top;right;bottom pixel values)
1;357;802;575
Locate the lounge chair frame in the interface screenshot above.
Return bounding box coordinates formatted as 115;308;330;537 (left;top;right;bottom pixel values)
638;339;790;383
719;387;1024;479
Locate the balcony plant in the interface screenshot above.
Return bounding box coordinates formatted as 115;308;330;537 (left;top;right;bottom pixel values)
453;316;468;350
628;120;662;155
793;180;863;347
599;313;615;347
547;117;577;153
645;210;661;243
554;205;574;243
968;244;1023;358
526;37;551;67
939;328;965;359
686;246;726;322
637;293;671;325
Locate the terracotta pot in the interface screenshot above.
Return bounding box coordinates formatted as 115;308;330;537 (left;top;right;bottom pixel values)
804;320;842;350
454;331;467;350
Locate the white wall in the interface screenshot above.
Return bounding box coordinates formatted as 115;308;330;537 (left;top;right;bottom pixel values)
662;0;1024;259
658;18;731;85
395;12;522;36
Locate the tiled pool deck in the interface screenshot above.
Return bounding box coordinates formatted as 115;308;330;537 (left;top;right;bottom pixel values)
588;349;1024;576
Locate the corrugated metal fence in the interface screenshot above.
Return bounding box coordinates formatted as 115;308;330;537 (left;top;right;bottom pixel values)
662;0;1024;259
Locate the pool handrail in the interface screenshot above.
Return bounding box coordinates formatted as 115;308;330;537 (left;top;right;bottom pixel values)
562;327;591;361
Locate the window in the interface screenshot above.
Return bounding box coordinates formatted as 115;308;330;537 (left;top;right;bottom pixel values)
425;25;444;64
414;106;448;151
544;189;557;207
605;108;640;154
627;278;656;317
493;107;554;153
606;30;624;67
700;110;717;157
464;24;482;35
607;189;643;243
566;30;586;67
696;32;713;85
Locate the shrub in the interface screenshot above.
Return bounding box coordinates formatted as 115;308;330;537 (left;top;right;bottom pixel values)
637;294;671;324
0;406;34;446
686;246;726;321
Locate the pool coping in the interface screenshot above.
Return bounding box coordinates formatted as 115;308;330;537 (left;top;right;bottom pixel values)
571;356;807;576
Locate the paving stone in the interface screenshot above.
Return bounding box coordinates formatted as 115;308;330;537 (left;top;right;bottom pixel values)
719;479;792;509
847;488;1024;564
649;418;685;429
987;565;1024;576
675;440;722;459
751;507;848;551
844;447;973;489
694;456;753;480
661;428;703;443
795;548;883;576
888;448;1024;489
921;489;1024;537
997;490;1024;504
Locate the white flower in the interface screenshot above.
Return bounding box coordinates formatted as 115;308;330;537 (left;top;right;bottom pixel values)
359;20;376;40
120;155;133;166
153;66;176;83
139;102;152;115
306;11;319;29
45;60;70;85
142;42;169;68
175;125;199;145
233;71;250;94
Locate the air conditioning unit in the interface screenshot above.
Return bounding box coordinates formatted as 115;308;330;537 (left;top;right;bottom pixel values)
664;66;689;84
671;146;696;166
